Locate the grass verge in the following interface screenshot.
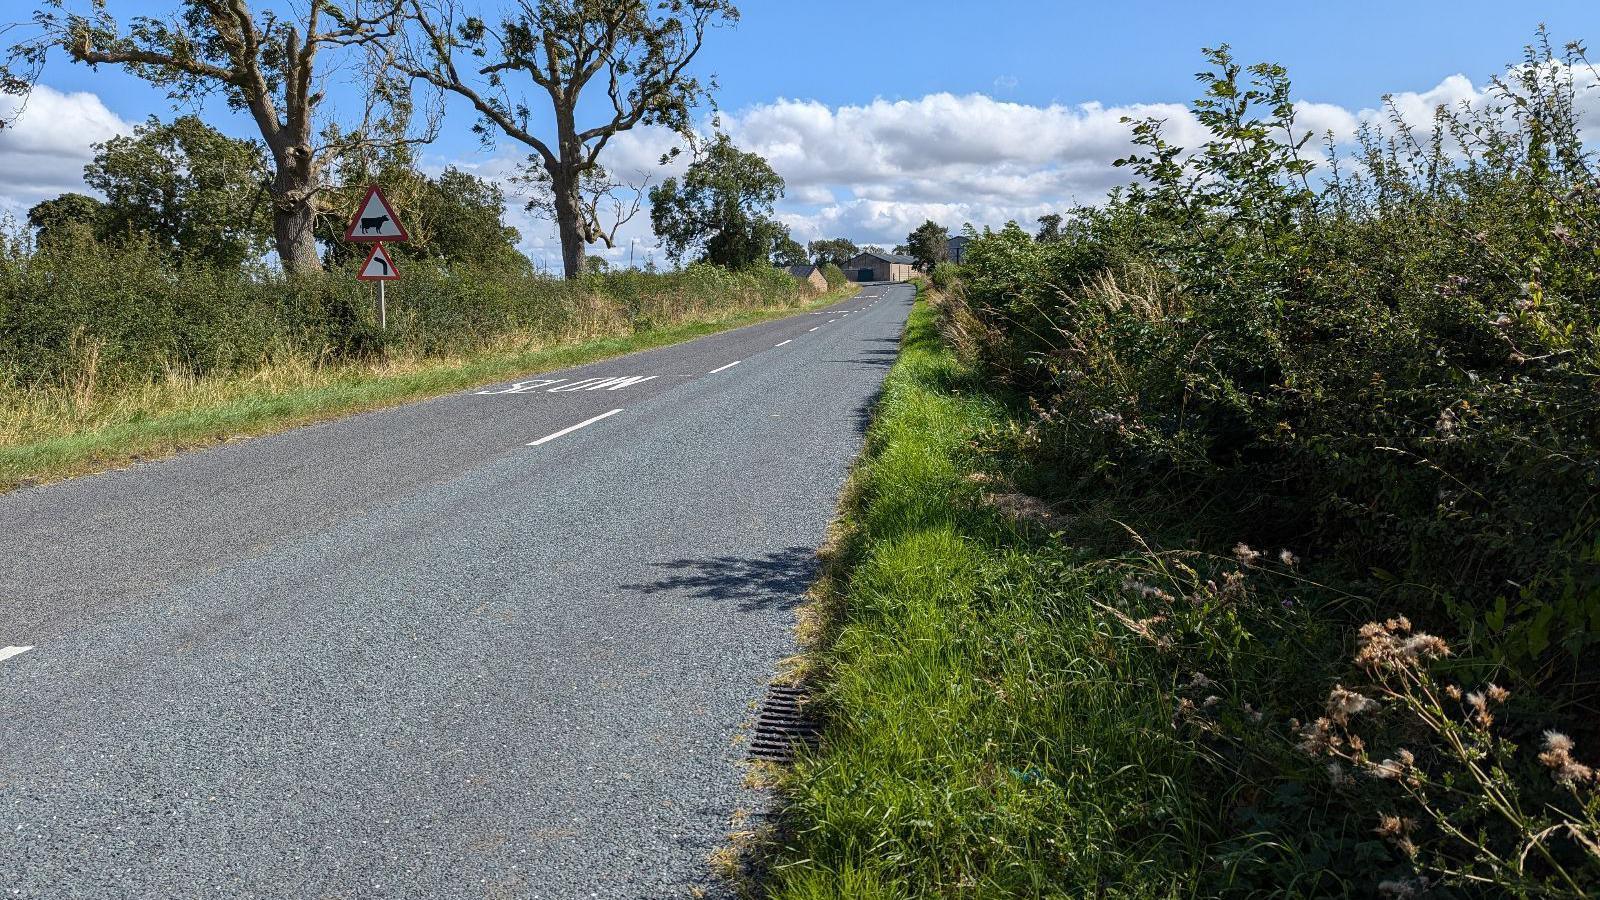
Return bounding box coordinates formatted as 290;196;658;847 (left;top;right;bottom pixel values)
764;291;1232;898
1;286;852;493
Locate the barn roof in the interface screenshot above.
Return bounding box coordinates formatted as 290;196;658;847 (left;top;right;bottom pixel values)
854;249;916;265
785;264;819;277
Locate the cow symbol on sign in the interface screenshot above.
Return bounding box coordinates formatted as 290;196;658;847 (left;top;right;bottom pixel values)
344;185;409;243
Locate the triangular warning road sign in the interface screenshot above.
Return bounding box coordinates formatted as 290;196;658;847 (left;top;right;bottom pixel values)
357;243;400;281
345;184;409;242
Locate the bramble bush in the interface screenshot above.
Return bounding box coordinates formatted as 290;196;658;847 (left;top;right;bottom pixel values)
942;35;1600;895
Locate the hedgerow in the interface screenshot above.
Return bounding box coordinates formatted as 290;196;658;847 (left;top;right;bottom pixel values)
937;35;1600;895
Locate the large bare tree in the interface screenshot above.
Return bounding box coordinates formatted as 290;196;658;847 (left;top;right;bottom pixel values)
398;0;736;279
2;0;436;273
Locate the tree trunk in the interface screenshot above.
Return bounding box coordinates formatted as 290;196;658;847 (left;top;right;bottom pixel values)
550;164;586;280
272;195;321;274
270;147;323;275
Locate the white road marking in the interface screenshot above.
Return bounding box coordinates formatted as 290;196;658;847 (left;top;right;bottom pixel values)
0;646;32;662
774;340;792;347
478;378;567;394
527;409;623;446
709;360;741;374
809;327;820;332
548;375;658;392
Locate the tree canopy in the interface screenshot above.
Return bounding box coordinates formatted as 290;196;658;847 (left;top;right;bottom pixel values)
84;115;273;269
2;0;432;273
904;219;950;271
398;0;738;278
807;237;858;267
648;133;788;269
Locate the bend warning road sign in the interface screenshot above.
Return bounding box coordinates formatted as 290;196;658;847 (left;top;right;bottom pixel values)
345;184;409;243
357;243;399;281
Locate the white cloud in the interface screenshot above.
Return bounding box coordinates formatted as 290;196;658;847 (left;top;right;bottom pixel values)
8;63;1598;263
0;85;132;218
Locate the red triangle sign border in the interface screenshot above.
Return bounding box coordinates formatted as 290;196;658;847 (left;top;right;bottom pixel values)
344;184;410;243
357;242;400;281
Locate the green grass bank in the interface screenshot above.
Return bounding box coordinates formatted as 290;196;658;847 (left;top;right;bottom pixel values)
767;293;1220;897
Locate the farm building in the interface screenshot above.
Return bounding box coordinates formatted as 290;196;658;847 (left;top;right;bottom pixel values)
845;250;917;282
784;264;829;293
946;235;970;264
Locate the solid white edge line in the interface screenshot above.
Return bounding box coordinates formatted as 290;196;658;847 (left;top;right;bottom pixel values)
527;409;624;447
774;339;792;347
0;646;33;662
709;360;741;374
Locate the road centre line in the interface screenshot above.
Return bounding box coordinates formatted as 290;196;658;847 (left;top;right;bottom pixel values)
809;327;820;332
527;409;624;447
709;360;741;374
0;646;33;662
774;340;792;347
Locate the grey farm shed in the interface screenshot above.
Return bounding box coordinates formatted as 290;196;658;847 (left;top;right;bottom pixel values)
845;250;916;283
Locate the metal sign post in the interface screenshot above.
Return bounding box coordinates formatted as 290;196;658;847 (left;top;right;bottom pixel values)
345;185;408;329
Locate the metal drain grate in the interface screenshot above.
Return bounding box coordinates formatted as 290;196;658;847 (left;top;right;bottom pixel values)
747;683;820;762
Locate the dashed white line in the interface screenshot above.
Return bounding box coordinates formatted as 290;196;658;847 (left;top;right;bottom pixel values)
527;409;623;446
809;327;820;332
0;646;33;662
774;340;792;347
709;360;741;374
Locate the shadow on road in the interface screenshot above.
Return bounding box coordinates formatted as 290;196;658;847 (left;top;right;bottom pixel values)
622;546;819;612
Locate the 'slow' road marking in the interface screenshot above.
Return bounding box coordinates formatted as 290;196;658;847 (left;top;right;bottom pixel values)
0;646;33;662
709;361;741;374
774;339;792;347
527;409;623;446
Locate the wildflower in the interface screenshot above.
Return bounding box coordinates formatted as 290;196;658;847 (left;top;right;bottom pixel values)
1354;619;1448;673
1539;731;1595;785
1278;548;1299;567
1327;761;1351;786
1242;701;1263;723
1368;758;1406;780
1201;695;1221;709
1486;683;1509;704
1296;717;1337;755
1464;691;1493;728
1377;877;1431;898
1374;814;1410;839
1327;684;1378;725
1401;633;1450;660
1445;684;1462;701
1435;407;1459;435
1232;543;1262;566
1509;351;1528;364
1493;313;1512;328
1122;578;1176;604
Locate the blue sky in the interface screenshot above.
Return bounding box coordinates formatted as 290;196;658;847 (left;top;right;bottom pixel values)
5;1;1600;265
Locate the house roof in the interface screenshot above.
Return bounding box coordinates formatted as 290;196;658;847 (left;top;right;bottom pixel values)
785;264;819;277
854;250;916;265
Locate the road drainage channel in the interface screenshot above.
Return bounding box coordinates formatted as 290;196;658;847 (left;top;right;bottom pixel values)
747;683;820;762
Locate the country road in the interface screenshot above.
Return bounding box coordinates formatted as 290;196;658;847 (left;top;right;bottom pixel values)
0;282;913;899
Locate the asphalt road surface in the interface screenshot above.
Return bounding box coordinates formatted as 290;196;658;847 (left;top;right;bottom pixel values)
0;283;914;899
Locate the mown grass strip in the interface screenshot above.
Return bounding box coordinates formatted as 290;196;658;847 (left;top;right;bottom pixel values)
767;292;1212;898
0;287;851;492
